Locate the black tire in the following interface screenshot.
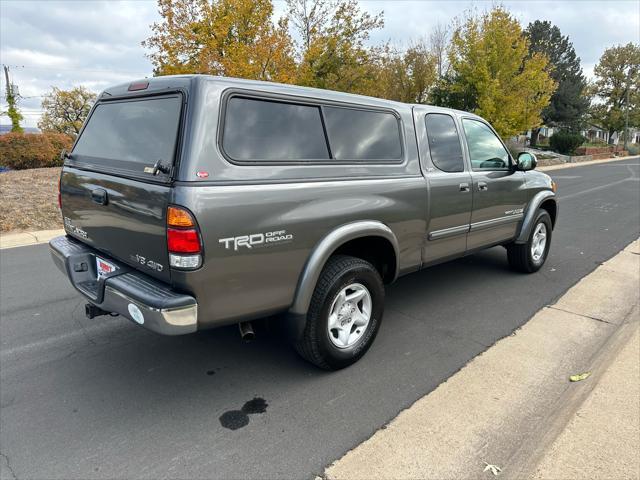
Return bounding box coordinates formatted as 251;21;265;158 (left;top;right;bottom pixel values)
507;210;552;273
295;255;384;370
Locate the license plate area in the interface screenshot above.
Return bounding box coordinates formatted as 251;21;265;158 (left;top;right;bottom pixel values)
96;256;117;278
64;252;125;304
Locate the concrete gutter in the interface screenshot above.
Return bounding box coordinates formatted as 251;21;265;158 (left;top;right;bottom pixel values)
0;229;64;249
325;239;639;480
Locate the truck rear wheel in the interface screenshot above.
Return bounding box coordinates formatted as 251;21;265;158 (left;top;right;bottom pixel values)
507;209;552;273
295;255;384;370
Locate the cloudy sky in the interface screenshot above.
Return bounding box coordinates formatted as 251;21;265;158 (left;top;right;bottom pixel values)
1;0;638;127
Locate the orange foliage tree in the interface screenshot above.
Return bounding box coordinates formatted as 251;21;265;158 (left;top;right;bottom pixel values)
142;0;296;83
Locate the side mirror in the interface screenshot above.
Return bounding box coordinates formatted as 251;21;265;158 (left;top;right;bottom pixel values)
517;151;537;171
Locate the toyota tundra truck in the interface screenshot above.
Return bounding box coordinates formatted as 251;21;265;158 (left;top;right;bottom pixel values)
50;75;558;370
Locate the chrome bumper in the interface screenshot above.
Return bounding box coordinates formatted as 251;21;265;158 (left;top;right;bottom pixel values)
49;235;197;335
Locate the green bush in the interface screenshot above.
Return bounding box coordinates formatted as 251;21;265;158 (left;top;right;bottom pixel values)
0;132;73;169
627;144;639;155
549;131;586;155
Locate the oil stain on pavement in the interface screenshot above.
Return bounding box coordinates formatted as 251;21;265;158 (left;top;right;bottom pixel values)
219;397;268;430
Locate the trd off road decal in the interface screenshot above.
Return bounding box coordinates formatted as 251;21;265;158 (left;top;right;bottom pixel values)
219;230;293;251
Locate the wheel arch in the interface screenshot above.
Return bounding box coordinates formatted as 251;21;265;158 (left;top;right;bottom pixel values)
288;221;399;318
515;191;558;244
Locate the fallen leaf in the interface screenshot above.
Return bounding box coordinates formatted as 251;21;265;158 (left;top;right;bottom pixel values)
570;372;591;382
483;462;502;476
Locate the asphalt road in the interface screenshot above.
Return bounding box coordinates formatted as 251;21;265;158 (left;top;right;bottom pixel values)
1;158;639;480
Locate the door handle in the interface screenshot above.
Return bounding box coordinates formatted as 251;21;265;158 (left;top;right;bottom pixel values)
91;188;108;205
459;183;470;192
478;182;488;191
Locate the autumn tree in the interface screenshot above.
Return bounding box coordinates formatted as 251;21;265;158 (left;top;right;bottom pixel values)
143;0;296;83
38;86;96;136
442;7;556;138
375;41;437;103
289;0;384;96
589;43;640;144
525;21;589;145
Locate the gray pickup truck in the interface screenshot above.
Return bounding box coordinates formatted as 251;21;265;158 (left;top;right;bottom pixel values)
50;75;557;370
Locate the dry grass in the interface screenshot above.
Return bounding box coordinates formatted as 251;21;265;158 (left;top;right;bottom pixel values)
0;167;62;233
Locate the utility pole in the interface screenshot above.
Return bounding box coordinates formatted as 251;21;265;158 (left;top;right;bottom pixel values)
624;69;630;152
3;65;23;132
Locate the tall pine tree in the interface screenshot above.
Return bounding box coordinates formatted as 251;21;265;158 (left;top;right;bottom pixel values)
525;21;589;146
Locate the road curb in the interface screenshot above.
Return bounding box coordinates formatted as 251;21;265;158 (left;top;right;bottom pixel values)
538;154;637;171
0;229;64;249
325;238;640;480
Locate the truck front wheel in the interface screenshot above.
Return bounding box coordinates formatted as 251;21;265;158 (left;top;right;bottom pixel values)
507;209;552;273
295;255;384;370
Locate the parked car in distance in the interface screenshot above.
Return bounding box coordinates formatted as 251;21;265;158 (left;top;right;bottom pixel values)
50;75;558;370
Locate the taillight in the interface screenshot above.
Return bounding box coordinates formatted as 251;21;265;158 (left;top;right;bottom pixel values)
58;174;62;210
167;228;200;253
167;206;202;269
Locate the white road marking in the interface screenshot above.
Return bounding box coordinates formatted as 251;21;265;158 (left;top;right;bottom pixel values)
559;178;639;201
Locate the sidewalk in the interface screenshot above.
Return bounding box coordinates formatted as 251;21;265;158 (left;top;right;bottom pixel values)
533;326;639;480
324;239;640;480
0;228;63;249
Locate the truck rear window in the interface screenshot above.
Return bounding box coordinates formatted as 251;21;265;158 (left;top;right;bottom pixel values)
72;95;182;173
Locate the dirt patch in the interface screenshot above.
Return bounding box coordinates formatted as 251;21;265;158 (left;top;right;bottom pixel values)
0;167;62;233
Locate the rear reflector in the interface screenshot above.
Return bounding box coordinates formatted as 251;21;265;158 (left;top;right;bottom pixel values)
167;206;196;228
128;81;149;91
167;228;201;253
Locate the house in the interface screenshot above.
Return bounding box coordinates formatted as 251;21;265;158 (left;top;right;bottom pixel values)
581;123;612;143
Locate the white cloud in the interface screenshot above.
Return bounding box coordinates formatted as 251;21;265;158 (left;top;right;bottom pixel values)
1;0;639;127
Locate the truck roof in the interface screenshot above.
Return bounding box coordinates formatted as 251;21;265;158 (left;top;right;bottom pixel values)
100;74;479;119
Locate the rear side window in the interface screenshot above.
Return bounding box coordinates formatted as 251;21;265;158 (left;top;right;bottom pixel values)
73;95;182;171
425;114;464;172
222;97;330;161
323;107;402;160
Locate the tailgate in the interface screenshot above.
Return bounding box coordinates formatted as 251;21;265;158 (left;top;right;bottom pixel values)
61;168;171;282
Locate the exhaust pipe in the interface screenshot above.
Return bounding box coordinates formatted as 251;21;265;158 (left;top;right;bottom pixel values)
239;321;255;342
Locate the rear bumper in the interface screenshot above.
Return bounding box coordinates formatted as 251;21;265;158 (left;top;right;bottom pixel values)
49;235;197;335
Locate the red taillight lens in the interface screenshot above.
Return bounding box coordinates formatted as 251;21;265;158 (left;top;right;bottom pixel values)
167;228;201;253
128;81;149;91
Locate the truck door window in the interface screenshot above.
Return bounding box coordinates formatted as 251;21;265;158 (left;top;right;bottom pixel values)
425;113;464;172
462;119;510;170
222;97;330;162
